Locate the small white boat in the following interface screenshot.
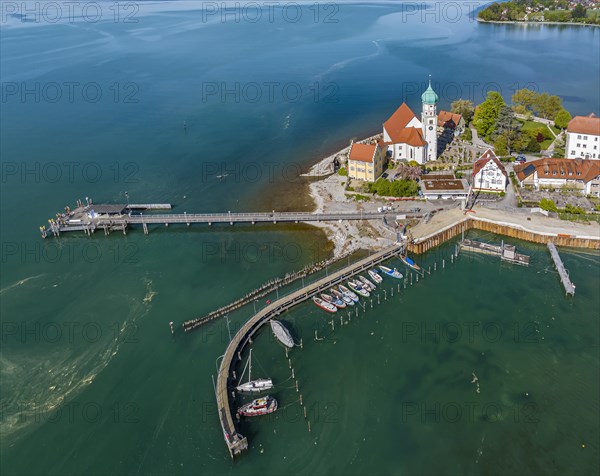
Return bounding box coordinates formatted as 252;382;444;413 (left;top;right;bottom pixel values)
348;280;370;297
368;269;383;284
379;265;404;279
339;284;359;302
331;288;354;306
236;348;273;394
359;275;376;291
313;296;338;313
270;320;294;348
321;293;346;309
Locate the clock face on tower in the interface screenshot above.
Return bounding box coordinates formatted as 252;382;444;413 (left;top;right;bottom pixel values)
428;126;434;131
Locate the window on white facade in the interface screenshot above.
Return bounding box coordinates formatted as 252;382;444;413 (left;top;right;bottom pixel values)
577;135;582;139
584;136;588;140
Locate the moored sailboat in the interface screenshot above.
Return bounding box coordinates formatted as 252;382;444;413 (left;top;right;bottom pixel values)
237;396;278;417
331;288;354;306
270;320;294;348
348;280;370;297
339;284;359;302
359;275;376;291
313;296;338;313
236;348;273;394
368;269;383;284
379;265;404;279
400;255;422;272
321;293;346;309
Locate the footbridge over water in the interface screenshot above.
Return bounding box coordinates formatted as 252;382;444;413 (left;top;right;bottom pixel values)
214;243;403;458
42;206;412;237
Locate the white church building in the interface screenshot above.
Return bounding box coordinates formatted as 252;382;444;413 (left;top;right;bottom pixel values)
383;79;439;165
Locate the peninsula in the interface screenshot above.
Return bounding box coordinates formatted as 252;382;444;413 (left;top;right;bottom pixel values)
477;0;600;26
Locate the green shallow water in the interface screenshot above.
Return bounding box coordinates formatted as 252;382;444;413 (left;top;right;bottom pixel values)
1;1;599;475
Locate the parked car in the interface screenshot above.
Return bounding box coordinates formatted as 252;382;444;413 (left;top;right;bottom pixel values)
515;156;526;164
382;172;389;179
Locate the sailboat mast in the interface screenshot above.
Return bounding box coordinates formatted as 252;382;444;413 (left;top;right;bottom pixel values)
248;348;252;382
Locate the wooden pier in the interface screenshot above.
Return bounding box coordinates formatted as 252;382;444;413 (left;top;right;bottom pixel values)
215;244;403;458
547;242;576;296
42;201;415;238
460;239;530;266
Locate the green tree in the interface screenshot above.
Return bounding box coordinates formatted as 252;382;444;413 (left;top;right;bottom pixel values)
473;91;505;139
494;105;522;152
493;135;509;156
554;109;572;129
512;88;538;112
540;198;558;212
532;93;563;120
572;4;587;19
451;99;475;124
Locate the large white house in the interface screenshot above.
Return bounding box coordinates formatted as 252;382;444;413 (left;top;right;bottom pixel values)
382;78;439;165
471;149;508;192
514;158;600;197
566;113;600;159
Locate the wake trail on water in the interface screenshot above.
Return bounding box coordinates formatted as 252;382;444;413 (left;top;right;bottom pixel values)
0;275;45;295
0;285;154;441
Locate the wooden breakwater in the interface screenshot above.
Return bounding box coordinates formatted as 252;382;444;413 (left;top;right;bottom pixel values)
408;216;600;254
182;251;353;332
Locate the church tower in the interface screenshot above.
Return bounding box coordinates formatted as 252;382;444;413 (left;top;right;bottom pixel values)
421;76;439;162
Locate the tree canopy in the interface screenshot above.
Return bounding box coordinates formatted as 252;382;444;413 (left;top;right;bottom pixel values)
473;91;505;140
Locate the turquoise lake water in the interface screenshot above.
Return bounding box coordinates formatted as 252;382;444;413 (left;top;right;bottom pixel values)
1;1;599;474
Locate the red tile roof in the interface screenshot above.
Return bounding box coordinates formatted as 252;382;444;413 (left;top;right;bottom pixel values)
349;143;377;163
567;114;600;136
514;158;600;183
383;103;421;144
472;148;508;178
438;110;463;129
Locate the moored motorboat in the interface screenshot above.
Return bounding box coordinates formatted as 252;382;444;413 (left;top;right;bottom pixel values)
400;255;422;272
368;269;383;284
270;320;294;348
321;293;346;309
339;284;359;302
237;396;278;417
379;265;404;279
331;288;354;306
313;296;338;313
348;280;370;297
359;275;376;291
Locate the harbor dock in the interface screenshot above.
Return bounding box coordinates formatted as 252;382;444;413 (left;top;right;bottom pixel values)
547;242;576;296
215;243;403;458
459;238;530;266
41;201;415;238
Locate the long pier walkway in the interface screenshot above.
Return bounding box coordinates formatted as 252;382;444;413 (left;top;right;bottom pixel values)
547;242;576;296
43;205;409;237
215;243;403;458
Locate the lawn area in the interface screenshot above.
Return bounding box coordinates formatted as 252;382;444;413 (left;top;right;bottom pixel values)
519;120;557;150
